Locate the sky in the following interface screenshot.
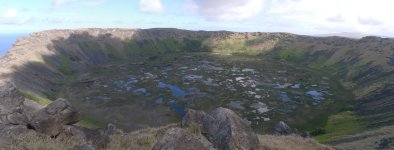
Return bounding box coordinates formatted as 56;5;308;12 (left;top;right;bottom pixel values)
0;0;394;36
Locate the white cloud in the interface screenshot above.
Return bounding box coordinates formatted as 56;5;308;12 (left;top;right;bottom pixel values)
358;17;383;26
255;0;394;35
83;0;107;6
187;0;263;21
0;8;32;25
52;0;105;7
326;15;345;23
139;0;164;13
3;8;17;18
52;0;73;6
45;16;68;23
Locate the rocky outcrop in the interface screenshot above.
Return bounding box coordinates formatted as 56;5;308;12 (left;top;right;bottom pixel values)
29;98;81;137
153;107;260;150
181;108;206;127
0;81;30;145
0;125;31;145
273;121;293;135
0;80;28;125
0;82;117;149
61;124;116;149
68;144;95;150
152;128;216;150
202;107;260;150
0;92;115;148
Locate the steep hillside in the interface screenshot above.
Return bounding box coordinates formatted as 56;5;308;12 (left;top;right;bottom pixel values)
270;35;394;128
0;28;393;146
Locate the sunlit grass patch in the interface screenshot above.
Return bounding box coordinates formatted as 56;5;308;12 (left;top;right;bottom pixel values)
314;111;364;143
19;90;53;106
75;118;108;129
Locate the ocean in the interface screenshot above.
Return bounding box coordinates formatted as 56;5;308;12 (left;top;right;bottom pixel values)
0;33;28;56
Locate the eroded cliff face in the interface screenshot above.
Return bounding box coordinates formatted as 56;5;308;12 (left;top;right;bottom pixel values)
0;29;138;95
0;28;393;132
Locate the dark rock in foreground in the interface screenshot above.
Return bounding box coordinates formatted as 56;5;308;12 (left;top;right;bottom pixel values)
202;107;260;150
29;98;81;137
152;128;216;150
0;80;28;125
154;107;260;150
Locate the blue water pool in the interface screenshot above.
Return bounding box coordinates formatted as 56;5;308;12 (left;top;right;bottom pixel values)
158;82;186;97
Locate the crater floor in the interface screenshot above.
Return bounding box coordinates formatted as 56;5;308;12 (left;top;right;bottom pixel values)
60;52;353;132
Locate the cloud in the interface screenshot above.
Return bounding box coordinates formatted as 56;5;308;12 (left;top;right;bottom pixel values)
52;0;106;7
3;8;17;18
187;0;263;21
326;15;345;23
83;0;107;6
253;0;394;35
179;0;394;35
358;17;382;26
52;0;73;6
0;8;33;25
139;0;164;13
45;17;68;23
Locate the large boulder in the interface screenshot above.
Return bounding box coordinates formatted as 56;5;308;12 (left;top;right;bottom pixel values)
29;98;81;137
152;128;216;150
273;121;293;135
181;109;206;127
62;124;116;149
0;80;28;125
202;107;260;150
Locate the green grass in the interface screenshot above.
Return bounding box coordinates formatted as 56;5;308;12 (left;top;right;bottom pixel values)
212;38;261;54
105;43;124;61
122;38;210;56
314;111;364;143
57;52;75;75
279;48;307;62
75;118;107;129
308;56;329;69
78;41;100;52
19;90;53;106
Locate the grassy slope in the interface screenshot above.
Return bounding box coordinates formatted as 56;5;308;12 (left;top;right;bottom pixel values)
264;48;361;141
314;111;364;143
259;135;333;150
330;125;394;149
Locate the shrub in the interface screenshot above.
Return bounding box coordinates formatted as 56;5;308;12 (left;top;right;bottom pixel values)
311;128;327;136
279;48;307;62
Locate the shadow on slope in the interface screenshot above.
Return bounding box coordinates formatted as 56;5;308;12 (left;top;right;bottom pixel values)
1;30;218;130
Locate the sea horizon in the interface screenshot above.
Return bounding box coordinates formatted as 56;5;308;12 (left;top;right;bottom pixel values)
0;33;28;56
